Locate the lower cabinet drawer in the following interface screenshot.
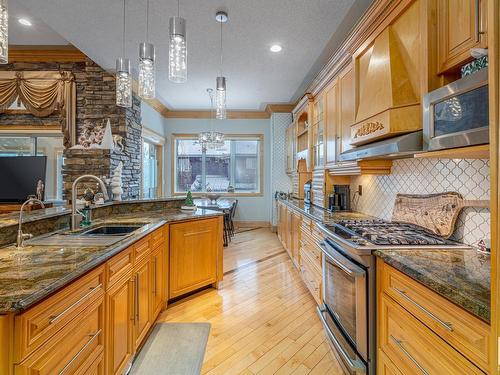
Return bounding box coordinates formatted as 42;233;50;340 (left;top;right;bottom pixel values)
14;266;105;362
379;294;484;375
377;349;403;375
379;260;490;371
15;296;105;375
299;249;322;305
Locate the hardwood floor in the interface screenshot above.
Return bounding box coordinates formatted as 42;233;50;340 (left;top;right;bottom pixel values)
158;228;343;374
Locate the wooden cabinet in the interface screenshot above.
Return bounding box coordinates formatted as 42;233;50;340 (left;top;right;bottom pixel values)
132;259;151;350
15;296;105;375
106;271;134;375
337;63;355;159
377;259;490;374
290;211;301;267
151;244;165;322
169;218;222;299
312;94;325;169
379;293;484;375
13;265;105;363
437;0;488;73
324;78;339;167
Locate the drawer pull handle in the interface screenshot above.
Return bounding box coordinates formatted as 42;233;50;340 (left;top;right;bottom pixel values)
49;283;102;324
394;287;453;332
58;329;101;375
390;335;429;375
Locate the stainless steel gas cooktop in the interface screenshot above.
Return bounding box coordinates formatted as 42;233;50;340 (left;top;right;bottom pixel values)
321;219;470;249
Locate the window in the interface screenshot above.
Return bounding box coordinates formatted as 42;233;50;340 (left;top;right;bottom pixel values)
173;134;262;195
0;135;65;201
142;128;164;199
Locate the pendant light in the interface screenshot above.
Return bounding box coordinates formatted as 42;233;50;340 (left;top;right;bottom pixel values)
215;11;227;120
138;0;155;99
199;88;225;150
116;0;132;108
168;0;187;83
0;0;8;64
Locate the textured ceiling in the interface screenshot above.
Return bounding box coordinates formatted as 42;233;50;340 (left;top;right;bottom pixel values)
14;0;372;110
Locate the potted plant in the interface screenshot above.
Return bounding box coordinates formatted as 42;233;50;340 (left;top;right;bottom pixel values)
181;190;197;211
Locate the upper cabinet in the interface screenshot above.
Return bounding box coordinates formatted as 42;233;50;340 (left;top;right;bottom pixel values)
337;63;356;159
324;78;339;168
312;94;325;169
437;0;488;74
352;0;422;146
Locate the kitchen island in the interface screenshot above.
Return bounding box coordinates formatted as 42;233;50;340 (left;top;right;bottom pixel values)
0;199;224;375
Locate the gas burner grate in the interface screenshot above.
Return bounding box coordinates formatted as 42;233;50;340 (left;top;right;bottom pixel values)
335;219;458;246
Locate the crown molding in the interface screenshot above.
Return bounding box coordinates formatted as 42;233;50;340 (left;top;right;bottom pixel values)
265;103;296;115
165;110;270;119
8;45;87;62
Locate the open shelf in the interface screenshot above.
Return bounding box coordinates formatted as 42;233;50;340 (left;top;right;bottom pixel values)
414;144;489;159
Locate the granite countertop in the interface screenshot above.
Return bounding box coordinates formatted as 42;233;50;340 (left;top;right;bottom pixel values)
277;197;373;224
0;208;221;314
375;249;490;322
0;197;185;229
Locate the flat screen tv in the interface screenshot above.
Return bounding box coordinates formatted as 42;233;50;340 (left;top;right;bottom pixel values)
0;156;47;203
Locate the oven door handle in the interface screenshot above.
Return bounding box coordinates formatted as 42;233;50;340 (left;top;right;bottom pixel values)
317;306;367;373
318;241;365;277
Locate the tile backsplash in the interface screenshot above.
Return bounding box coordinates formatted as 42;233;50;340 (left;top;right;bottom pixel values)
350;158;490;247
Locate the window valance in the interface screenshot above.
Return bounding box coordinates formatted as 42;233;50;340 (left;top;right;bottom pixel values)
0;71;76;148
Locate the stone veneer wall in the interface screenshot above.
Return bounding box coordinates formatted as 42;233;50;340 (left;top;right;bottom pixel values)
0;58;142;201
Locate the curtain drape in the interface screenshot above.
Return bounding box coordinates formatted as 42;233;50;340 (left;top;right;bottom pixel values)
0;71;76;148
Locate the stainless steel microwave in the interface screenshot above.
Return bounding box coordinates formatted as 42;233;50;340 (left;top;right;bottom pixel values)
423;68;489;152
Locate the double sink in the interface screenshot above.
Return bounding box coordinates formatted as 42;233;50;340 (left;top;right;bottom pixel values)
27;224;146;247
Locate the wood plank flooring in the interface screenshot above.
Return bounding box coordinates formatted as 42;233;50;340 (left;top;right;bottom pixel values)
158;228;343;374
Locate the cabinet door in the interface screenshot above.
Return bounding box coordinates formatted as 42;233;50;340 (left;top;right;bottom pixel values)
106;275;134;375
150;245;165;322
324;79;338;166
133;259;151;350
291;212;301;267
286;210;293;259
169;219;219;298
312;96;324;168
338;63;355;159
15;298;104;375
438;0;487;73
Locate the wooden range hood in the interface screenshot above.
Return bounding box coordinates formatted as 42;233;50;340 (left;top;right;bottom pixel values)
351;24;421;146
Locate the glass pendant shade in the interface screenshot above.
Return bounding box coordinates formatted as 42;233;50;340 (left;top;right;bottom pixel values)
169;16;187;83
0;0;8;64
198;131;225;150
138;42;155;99
215;76;227;120
116;58;132;108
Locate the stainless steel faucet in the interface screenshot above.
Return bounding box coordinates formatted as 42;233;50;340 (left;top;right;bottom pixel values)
17;198;45;248
71;175;109;230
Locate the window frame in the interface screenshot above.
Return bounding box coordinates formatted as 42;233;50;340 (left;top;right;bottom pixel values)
171;133;264;197
141;127;165;199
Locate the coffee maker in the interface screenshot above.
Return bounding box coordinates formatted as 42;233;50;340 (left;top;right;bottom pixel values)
328;185;351;211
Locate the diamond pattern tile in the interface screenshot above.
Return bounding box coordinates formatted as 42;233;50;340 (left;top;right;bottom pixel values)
351;158;490;246
270;113;293;225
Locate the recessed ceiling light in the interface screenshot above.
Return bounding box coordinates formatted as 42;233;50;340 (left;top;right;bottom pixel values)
18;18;32;26
270;44;282;53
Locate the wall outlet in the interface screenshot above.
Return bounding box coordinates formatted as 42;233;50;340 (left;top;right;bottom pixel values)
358;185;363;196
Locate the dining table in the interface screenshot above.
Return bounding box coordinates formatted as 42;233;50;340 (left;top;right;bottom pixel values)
194;198;236;211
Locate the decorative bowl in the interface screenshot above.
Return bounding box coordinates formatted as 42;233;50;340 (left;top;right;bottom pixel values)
206;193;221;204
